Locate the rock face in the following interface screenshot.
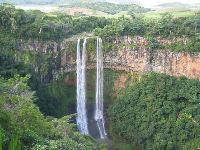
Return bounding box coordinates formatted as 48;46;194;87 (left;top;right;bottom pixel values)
59;37;200;79
103;46;200;79
19;37;200;79
150;51;200;79
20;40;60;54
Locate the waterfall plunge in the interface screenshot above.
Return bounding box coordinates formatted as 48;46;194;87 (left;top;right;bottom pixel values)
95;38;107;139
76;38;89;135
76;37;106;138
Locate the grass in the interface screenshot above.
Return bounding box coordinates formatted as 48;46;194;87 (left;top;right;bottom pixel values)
57;6;109;17
144;8;199;20
45;5;199;20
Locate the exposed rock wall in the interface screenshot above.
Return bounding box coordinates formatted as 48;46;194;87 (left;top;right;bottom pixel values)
19;37;200;79
59;37;200;79
150;51;200;78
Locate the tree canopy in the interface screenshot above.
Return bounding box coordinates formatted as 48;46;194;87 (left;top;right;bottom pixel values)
0;75;98;149
109;73;200;150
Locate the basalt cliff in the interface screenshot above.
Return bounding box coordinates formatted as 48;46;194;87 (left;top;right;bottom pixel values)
19;36;200;79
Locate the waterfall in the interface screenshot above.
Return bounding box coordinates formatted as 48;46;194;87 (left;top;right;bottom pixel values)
76;37;106;138
95;38;107;139
76;38;89;135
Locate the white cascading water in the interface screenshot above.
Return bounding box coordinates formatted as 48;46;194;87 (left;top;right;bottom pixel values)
76;38;89;135
95;38;107;139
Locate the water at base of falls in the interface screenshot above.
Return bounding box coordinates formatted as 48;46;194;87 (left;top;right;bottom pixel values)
76;38;89;135
95;38;107;139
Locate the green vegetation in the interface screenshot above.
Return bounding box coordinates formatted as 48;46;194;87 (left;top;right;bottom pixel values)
95;12;200;52
0;4;110;41
144;8;198;19
109;73;200;149
0;75;98;149
0;4;102;149
65;2;150;15
36;73;76;118
1;4;199;52
0;2;200;150
95;15;145;38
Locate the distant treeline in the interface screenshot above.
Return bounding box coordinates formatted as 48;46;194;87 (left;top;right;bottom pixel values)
64;2;150;14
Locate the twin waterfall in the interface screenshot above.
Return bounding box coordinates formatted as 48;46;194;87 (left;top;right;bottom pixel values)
76;38;107;139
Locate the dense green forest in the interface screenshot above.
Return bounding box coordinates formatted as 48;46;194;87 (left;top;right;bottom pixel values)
0;3;200;150
109;73;200;150
0;4;110;41
0;75;100;149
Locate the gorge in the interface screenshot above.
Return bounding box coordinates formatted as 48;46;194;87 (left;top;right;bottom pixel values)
2;36;200;149
19;36;200;143
1;3;200;149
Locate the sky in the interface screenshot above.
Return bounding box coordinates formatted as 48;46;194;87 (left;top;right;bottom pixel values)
107;0;200;6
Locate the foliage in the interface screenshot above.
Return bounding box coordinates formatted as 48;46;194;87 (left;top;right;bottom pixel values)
109;73;200;149
0;75;53;133
103;69;119;106
0;28;29;78
36;73;76;118
95;15;145;38
0;4;200;53
0;128;3;150
31;116;98;150
0;4;110;41
94;12;200;52
0;2;200;150
8;136;22;150
0;75;99;149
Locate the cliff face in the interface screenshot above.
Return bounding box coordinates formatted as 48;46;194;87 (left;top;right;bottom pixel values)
19;37;200;79
59;36;200;79
150;51;200;78
104;48;200;78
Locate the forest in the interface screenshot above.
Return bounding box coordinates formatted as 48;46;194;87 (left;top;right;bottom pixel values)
0;2;200;150
109;73;200;150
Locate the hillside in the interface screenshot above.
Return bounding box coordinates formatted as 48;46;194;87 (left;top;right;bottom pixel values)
59;6;108;17
144;8;198;19
64;2;150;14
